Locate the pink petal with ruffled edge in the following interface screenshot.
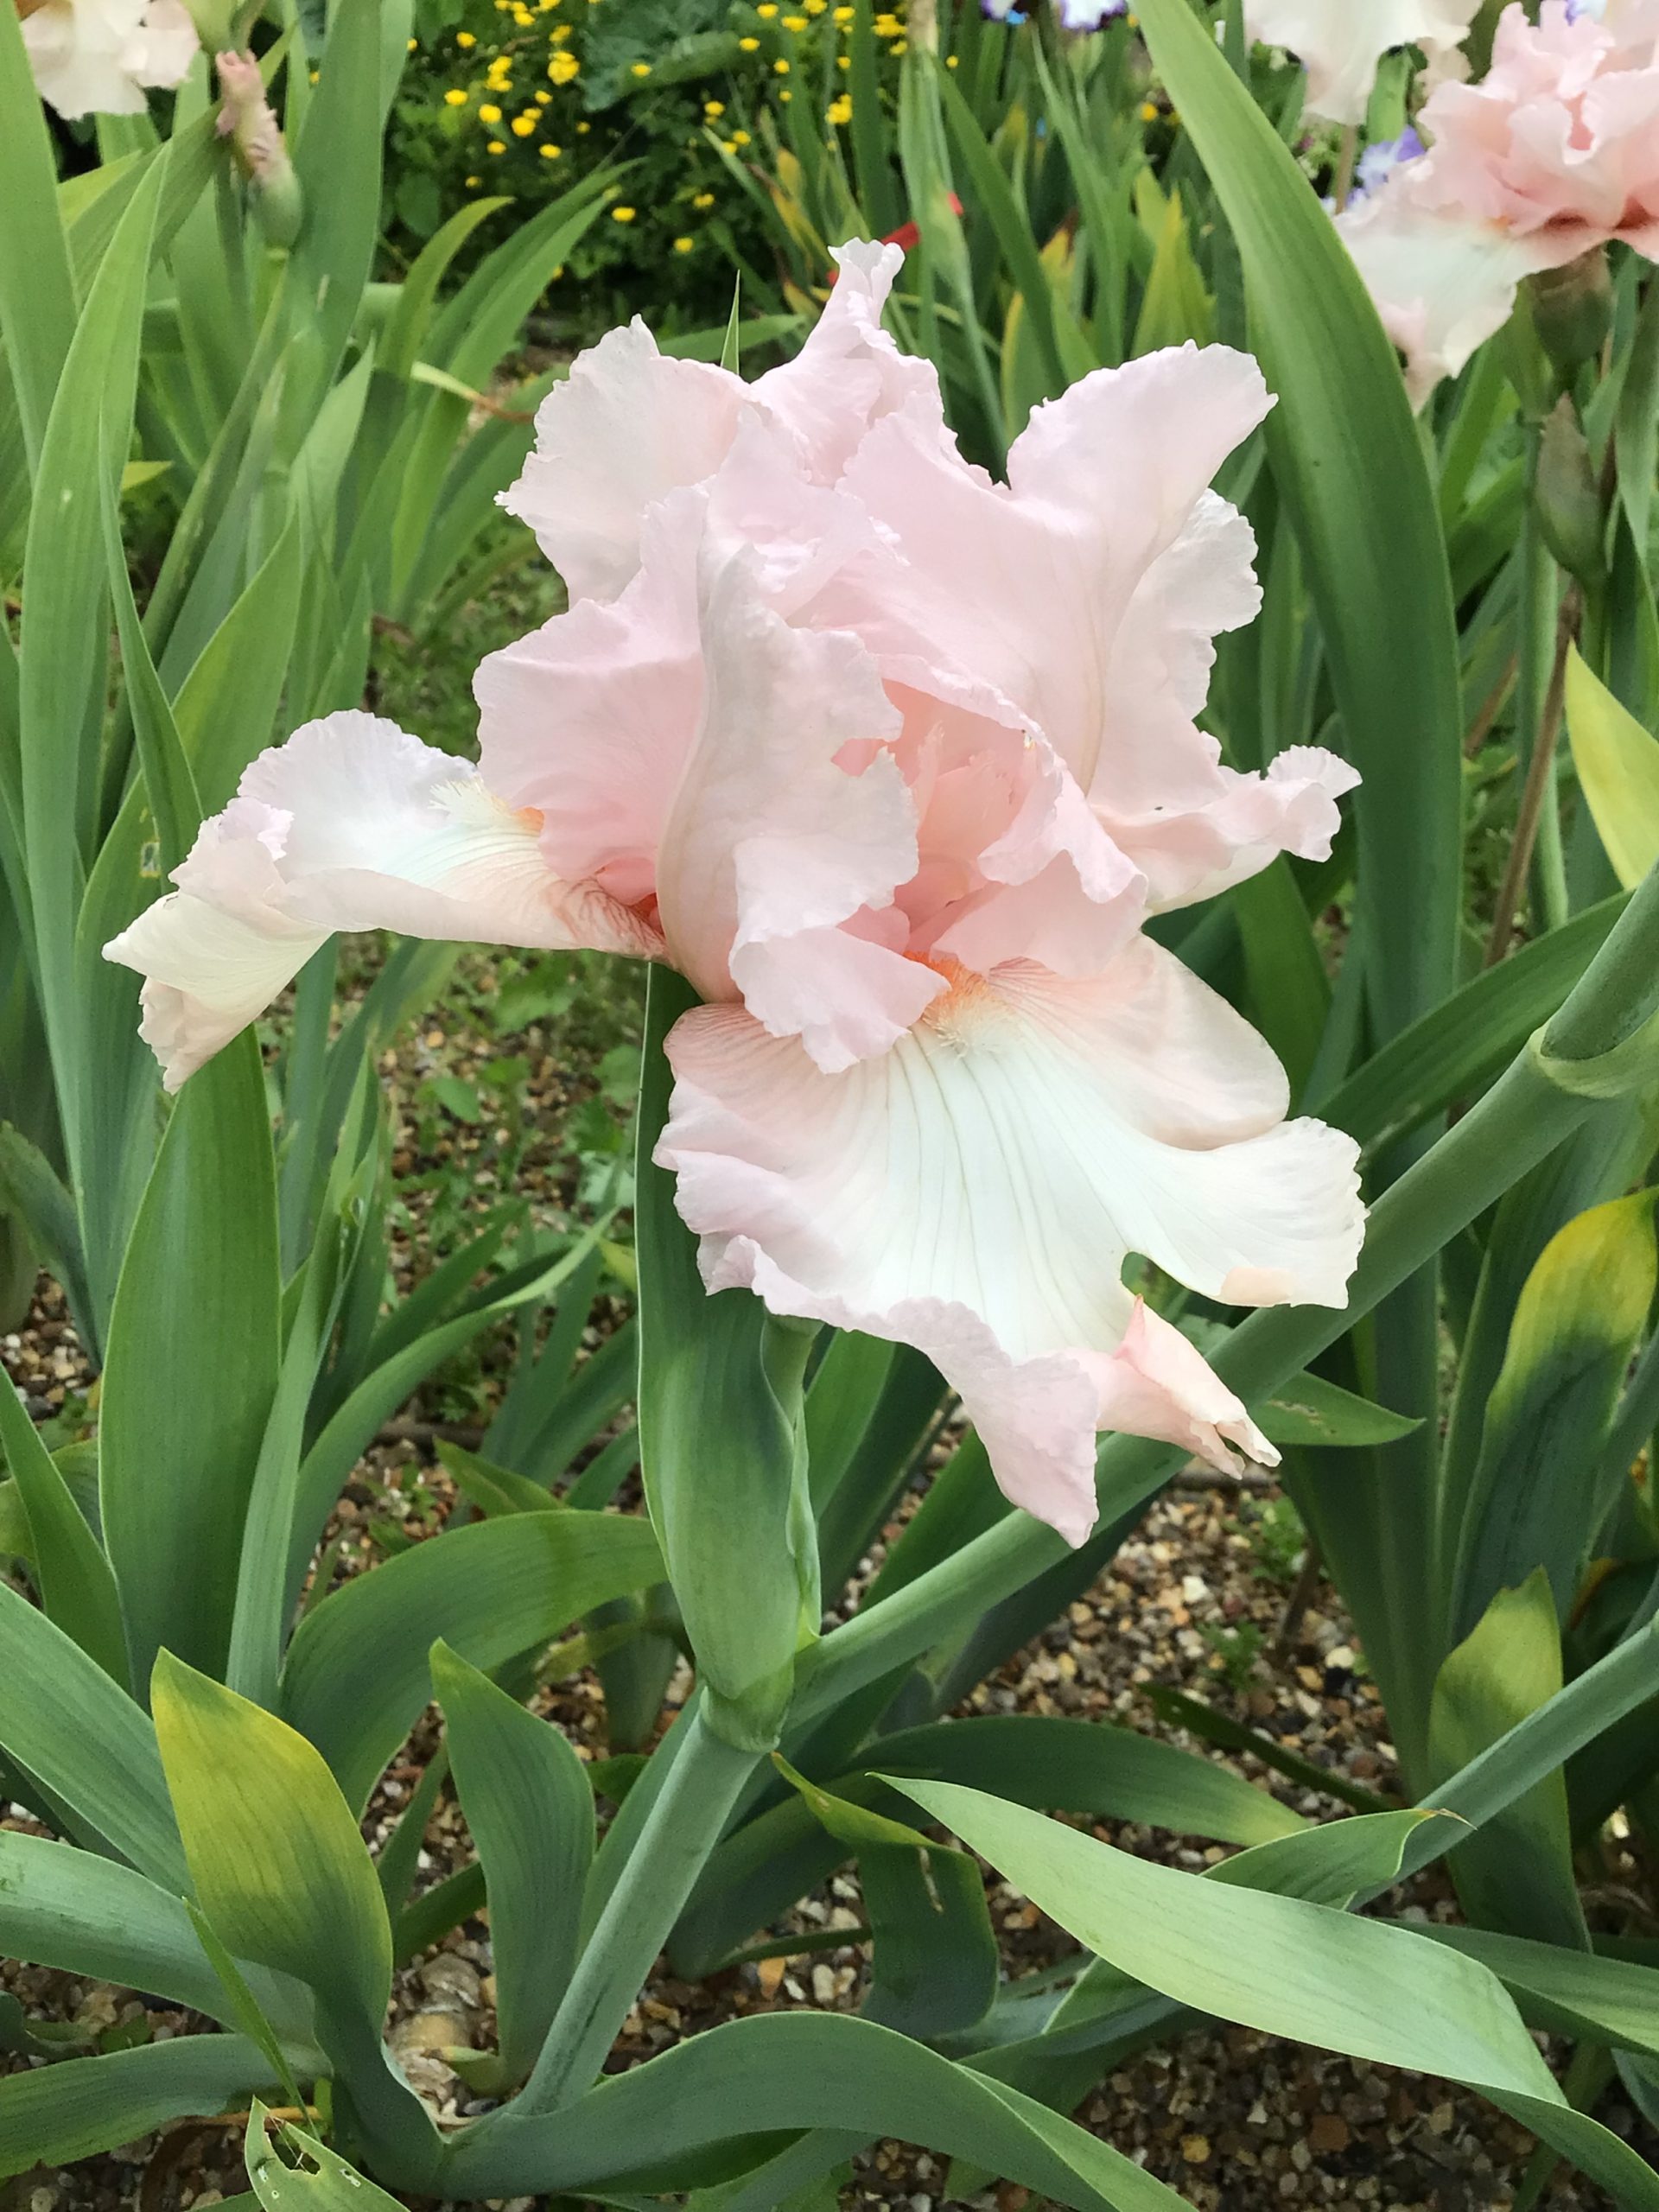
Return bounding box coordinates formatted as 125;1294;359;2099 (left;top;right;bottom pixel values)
498;242;936;607
658;943;1363;1542
653;545;939;1068
104;713;659;1090
830;344;1352;909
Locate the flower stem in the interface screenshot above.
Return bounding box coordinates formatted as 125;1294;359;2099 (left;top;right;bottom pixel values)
1332;124;1359;212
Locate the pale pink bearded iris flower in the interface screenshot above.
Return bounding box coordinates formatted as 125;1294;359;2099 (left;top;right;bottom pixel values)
106;243;1365;1546
1338;0;1659;404
1243;0;1482;124
19;0;197;119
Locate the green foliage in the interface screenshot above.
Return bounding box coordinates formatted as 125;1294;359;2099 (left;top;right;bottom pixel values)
385;0;910;336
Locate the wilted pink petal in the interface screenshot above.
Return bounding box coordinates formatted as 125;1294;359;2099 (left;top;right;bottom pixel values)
104;714;659;1090
658;946;1363;1543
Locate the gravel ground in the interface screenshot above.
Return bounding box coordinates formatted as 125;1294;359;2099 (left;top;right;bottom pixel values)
3;958;1656;2211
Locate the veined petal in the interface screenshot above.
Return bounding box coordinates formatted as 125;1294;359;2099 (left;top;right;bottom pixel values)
654;548;935;1068
658;946;1363;1541
105;712;658;1090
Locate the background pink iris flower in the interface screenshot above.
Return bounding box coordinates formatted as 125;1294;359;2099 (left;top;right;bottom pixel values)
106;242;1365;1545
1338;0;1659;404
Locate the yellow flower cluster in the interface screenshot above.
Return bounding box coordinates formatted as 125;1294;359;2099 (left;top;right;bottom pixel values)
424;0;914;257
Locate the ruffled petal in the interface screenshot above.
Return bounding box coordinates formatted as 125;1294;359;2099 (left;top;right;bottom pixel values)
750;240;942;480
834;344;1344;902
1336;188;1567;405
105;712;658;1090
654;548;936;1068
1244;0;1482;122
658;946;1363;1541
498;244;937;607
474;500;702;908
836;348;1270;786
499;324;746;604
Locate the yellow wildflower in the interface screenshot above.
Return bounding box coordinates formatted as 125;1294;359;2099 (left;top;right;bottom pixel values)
406;35;417;50
548;48;579;80
1139;99;1157;120
540;140;562;156
836;51;849;65
487;138;505;151
739;34;759;48
693;189;715;207
630;60;651;75
756;2;777;13
772;54;789;72
721;137;737;151
779;85;791;98
465;172;480;185
672;235;694;253
731;126;751;144
827;92;851;124
833;3;853;17
575;117;590;130
443;86;468;105
479;100;502;119
612;204;638;222
945;50;957;64
511;110;537;132
455;29;475;44
888;35;906;52
704;97;724;115
783;11;807;25
535;87;550;100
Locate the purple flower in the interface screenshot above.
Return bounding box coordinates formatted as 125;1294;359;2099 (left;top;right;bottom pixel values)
1352;125;1425;200
1060;0;1129;22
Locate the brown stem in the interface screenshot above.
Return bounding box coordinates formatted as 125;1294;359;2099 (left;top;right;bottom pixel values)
1481;588;1581;970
